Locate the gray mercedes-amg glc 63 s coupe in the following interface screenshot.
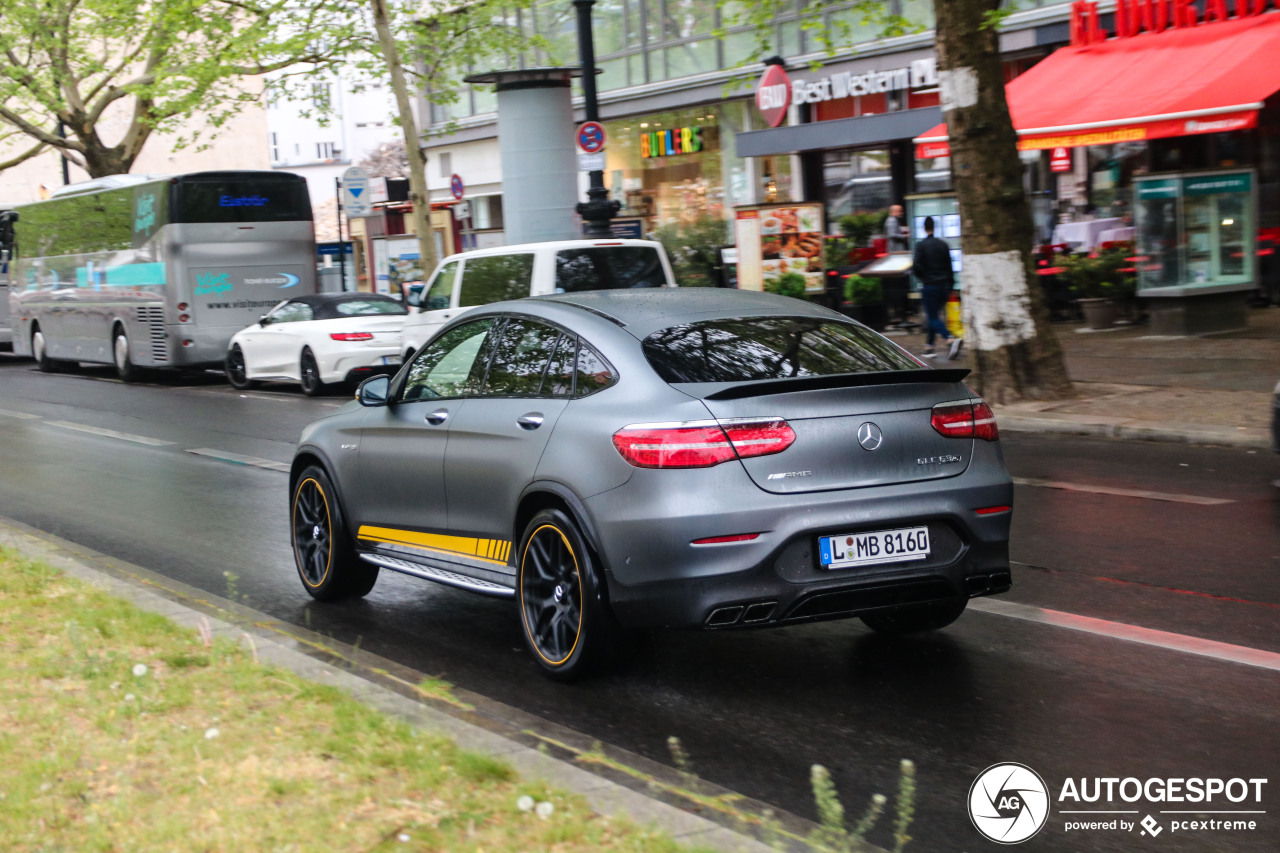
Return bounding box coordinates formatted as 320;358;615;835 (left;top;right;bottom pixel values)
290;288;1013;679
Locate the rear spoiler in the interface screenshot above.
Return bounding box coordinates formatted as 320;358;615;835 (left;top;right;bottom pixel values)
696;368;971;401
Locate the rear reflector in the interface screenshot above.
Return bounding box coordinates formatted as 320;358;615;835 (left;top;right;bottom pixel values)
692;533;760;545
612;418;795;469
931;399;999;441
330;332;374;341
975;505;1012;516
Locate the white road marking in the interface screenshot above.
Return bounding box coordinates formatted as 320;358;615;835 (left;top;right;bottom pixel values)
185;448;290;472
1012;476;1233;506
45;421;175;446
0;409;40;420
970;598;1280;672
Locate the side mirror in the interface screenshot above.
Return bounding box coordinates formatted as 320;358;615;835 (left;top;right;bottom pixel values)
356;374;391;407
258;315;272;327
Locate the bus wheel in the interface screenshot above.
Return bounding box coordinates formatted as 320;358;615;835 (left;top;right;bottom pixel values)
300;349;326;397
225;345;258;390
113;328;139;383
32;328;61;373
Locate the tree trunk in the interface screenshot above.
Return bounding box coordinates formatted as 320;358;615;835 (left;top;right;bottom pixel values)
370;0;439;286
933;0;1073;404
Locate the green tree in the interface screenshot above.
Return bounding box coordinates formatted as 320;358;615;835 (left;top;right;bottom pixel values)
0;0;358;177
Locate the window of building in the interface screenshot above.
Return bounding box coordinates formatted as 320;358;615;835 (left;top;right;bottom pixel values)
823;148;893;223
316;142;337;160
439;152;452;178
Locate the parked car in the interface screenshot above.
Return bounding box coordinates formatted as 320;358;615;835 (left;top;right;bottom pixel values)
289;289;1013;679
225;293;406;396
400;239;676;361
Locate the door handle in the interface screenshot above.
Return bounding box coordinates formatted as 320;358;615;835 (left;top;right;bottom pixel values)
425;408;449;425
516;412;544;430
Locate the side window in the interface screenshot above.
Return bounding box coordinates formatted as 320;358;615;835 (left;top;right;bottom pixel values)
540;334;577;398
555;247;666;291
400;318;495;403
481;318;562;397
575;341;616;396
457;254;534;307
424;260;459;310
269;302;314;323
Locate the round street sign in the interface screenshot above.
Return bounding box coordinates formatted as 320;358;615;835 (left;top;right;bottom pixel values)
756;63;792;128
577;121;606;154
450;173;465;201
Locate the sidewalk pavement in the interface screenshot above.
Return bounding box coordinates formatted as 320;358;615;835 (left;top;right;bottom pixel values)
891;305;1280;450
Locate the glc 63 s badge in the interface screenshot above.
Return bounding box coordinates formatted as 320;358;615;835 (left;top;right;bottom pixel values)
917;454;963;465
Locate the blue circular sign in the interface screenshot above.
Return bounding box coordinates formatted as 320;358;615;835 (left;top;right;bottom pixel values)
577;121;606;154
450;173;465;200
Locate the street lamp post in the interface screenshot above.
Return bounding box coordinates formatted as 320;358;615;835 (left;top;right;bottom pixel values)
573;0;619;237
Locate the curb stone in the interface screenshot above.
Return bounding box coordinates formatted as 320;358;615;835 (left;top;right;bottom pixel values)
0;516;855;853
995;413;1271;450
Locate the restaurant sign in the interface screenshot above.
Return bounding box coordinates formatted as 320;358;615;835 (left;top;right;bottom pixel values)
1070;0;1280;46
640;126;704;159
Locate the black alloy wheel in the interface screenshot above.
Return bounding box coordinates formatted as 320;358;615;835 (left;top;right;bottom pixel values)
518;508;620;680
299;349;325;397
225;344;258;390
860;598;967;635
291;465;377;600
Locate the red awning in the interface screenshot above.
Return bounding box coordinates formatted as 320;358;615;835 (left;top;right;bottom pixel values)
914;12;1280;158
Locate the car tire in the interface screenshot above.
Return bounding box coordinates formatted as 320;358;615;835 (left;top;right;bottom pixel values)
299;349;325;397
291;465;378;601
225;344;258;390
32;327;63;373
860;598;967;635
517;508;622;680
403;347;415;364
113;327;139;382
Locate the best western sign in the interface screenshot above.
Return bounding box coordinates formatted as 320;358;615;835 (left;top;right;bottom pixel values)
755;58;938;124
1070;0;1280;46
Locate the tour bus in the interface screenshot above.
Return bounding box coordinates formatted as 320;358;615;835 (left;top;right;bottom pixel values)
6;171;317;379
0;208;14;351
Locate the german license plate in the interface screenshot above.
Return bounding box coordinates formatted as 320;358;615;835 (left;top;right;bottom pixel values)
381;355;400;365
819;526;930;569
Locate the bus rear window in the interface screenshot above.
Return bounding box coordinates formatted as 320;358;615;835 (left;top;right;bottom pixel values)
172;179;312;224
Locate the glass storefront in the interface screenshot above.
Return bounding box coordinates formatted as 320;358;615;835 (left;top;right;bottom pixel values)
823;147;893;223
1135;171;1255;293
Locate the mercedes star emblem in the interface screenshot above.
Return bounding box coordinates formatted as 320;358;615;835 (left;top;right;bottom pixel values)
857;422;884;451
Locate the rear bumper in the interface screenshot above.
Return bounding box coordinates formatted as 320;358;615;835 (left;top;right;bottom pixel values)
323;348;402;384
582;446;1013;629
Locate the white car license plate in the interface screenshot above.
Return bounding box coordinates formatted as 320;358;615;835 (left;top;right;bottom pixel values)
819;526;930;569
380;355;400;366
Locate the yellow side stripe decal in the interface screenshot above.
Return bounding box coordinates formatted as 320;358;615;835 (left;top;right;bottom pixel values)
358;526;512;566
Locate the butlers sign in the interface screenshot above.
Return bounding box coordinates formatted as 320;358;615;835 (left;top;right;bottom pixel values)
1071;0;1280;46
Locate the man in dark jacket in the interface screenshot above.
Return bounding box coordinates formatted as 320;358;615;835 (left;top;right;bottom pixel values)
912;216;963;359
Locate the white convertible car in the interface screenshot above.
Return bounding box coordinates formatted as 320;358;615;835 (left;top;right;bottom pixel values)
225;293;407;395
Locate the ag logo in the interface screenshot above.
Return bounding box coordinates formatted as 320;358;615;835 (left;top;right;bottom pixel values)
968;763;1049;844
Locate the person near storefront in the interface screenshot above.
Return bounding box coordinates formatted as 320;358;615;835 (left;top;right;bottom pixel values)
885;203;908;252
912;216;963;360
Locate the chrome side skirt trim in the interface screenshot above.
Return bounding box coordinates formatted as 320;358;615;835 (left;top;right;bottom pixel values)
360;552;516;598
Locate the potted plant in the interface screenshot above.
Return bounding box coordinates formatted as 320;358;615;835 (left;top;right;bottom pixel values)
841;274;886;329
1056;251;1118;330
765;271;808;300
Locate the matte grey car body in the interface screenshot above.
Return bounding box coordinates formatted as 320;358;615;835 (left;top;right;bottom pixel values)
290;289;1014;678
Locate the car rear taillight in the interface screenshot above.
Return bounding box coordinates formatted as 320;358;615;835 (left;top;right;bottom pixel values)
330;332;374;341
612;418;795;469
931;400;999;441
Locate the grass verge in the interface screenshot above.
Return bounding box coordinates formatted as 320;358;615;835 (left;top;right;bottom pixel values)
0;547;704;852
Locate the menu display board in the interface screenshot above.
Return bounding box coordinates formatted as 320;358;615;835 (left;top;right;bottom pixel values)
735;203;825;292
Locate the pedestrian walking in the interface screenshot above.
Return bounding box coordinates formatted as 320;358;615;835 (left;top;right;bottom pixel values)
912;216;963;360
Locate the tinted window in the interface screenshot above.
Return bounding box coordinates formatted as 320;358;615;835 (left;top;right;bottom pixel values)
457;254;534;307
555;247;667;292
482;318;562;397
16;185;136;258
316;298;406;319
172;177;311;224
401;319;495;402
424;260;459;310
541;334;577;397
575;342;616;396
642;317;918;383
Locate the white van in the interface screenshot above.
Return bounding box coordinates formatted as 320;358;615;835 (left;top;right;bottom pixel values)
401;239;677;360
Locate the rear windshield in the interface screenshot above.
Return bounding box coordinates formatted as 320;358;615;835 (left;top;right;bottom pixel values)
315;298;406;320
642;317;919;384
555;247;667;292
172;177;312;224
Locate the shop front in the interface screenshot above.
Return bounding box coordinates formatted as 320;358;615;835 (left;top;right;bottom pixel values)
914;3;1280;332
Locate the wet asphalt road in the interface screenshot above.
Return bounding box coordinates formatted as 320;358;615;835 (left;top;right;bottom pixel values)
1;356;1277;853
